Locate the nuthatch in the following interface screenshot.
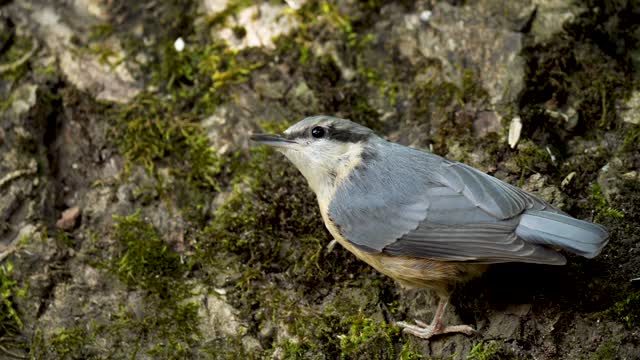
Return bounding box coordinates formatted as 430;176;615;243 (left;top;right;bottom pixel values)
251;116;609;339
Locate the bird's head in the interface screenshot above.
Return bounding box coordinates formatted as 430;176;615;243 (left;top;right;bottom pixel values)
251;115;378;194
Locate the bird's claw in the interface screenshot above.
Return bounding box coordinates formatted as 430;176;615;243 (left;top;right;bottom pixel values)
414;319;429;327
396;320;475;340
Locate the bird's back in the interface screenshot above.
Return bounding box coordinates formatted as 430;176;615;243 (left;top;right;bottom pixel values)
327;139;608;265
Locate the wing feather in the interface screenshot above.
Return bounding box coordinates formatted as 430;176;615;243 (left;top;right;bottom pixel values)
328;144;564;264
436;161;550;219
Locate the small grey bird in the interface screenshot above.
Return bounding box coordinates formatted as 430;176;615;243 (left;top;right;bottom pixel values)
250;115;608;339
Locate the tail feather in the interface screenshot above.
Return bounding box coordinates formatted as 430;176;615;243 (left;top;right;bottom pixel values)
516;210;609;258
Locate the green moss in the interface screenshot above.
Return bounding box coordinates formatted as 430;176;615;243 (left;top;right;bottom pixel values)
114;94;221;181
107;212;202;358
318;2;355;39
460;68;490;105
338;315;399;359
399;342;424;360
0;88;14;113
89;300;202;360
156;40;262;96
411;80;459;121
88;23;115;41
85;42;123;68
201;337;248;359
559;146;609;205
113;211;188;296
281;339;307;359
47;327;91;360
622;124;640;152
284;301;366;356
275;304;419;359
205;0;254;27
411;69;488;123
590;183;625;222
103;0;263;224
111;33;264;223
0;262;23;337
33;63;57;78
513;141;552;179
467;341;515;360
273;0;414;129
591;338;620;360
112;93;224;222
409;70;489;157
144;301;201;358
608;291;640;329
0;35;34;82
357;65;400;106
55;230;76;249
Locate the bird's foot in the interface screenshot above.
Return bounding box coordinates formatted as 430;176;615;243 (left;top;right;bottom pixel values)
396;319;475;339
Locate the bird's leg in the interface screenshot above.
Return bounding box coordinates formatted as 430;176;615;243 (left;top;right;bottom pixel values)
396;295;475;339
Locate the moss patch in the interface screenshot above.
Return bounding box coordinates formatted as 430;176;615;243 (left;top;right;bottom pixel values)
112;93;223;220
0;35;34;83
45;327;90;360
467;341;515;360
0;262;23;337
591;337;621;360
590;183;625;223
338;315;401;359
607;290;640;329
513;140;553;181
110;21;267;223
205;0;254;27
113;212;189;295
109;212;201;358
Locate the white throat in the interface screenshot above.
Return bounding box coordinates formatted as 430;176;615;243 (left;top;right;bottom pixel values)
281;141;366;207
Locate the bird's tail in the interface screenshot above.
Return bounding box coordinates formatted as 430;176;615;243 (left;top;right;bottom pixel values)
516;210;609;258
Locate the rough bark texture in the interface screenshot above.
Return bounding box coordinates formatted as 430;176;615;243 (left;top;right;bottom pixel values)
1;0;639;359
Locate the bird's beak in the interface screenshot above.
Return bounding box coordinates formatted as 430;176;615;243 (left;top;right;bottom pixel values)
250;134;297;148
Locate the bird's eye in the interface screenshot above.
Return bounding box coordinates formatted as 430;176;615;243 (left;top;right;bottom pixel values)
311;126;325;138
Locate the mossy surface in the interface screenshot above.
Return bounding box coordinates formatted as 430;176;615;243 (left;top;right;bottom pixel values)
44;327;91;360
591;337;621;360
338;315;401;359
113;212;189;296
467;341;515;360
3;0;640;359
608;290;640;329
0;262;23;338
0;35;33;83
110;213;201;358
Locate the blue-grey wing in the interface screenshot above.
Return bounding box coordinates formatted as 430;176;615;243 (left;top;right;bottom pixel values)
382;185;565;264
328;145;565;264
435;160;556;219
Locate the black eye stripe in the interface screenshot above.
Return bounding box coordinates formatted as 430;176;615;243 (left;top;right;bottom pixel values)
284;124;372;143
327;127;370;143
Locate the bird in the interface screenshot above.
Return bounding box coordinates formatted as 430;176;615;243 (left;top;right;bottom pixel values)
250;115;609;339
